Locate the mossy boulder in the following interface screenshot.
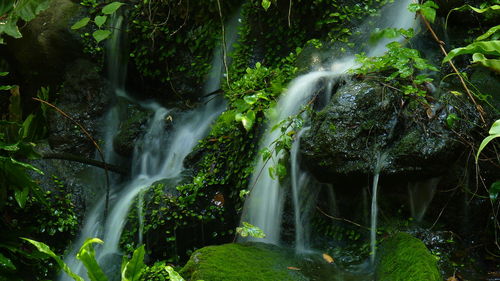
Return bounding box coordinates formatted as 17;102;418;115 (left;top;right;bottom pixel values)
300;79;478;181
376;232;441;281
180;243;308;281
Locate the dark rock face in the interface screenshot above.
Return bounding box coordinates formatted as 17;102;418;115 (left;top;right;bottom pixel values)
300;79;478;182
47;59;110;158
113;103;150;157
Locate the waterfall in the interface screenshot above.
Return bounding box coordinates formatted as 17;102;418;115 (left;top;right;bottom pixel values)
241;0;417;251
408;177;440;222
61;9;241;280
370;152;387;264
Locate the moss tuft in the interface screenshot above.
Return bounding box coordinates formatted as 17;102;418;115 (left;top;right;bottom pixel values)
376;232;441;281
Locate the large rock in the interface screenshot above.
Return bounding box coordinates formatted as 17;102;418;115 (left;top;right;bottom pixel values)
376;232;441;281
180;243;307;281
300;79;478;181
4;0;83;97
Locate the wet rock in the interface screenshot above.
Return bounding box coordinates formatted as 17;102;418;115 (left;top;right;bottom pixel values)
300;79;478;181
376;232;441;281
180;243;307;281
47;59;110;158
113;104;151;157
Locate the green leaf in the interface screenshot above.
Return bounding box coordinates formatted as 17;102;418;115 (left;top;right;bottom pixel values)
243;94;258;105
76;238;108;281
472;53;500;73
235;110;256;132
0;85;15;91
14;0;51;22
22;238;84;281
0;15;22;38
443;41;500;63
71;17;90;30
490;181;500;201
92;30;112;43
476;120;500;162
102;2;124;14
261;0;271;11
0;0;14;15
14;187;29;208
0;72;8;76
446;113;459;128
477;25;500;41
94;15;107;28
236;222;266;238
121;245;145;281
165;266;185;281
0;252;15;270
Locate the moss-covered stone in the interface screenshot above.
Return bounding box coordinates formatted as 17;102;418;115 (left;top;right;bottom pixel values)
180;243;307;281
376;232;441;281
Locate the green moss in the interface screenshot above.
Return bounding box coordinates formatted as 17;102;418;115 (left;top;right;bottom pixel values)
180;243;307;281
376;232;441;281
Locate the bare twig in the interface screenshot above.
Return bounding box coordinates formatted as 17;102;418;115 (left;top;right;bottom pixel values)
40;152;127;175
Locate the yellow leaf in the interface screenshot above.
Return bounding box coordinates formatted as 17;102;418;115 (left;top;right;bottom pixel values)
322;253;334;264
287;266;301;270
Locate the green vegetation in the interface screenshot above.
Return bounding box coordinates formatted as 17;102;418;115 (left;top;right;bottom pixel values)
180;243;307;281
1;0;499;280
376;232;441;281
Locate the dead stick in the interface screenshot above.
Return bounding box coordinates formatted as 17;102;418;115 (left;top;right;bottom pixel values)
40;152;127;175
32;98;112;221
419;14;486;124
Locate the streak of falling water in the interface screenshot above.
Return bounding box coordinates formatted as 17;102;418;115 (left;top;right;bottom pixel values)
370;152;387;264
408;177;440;222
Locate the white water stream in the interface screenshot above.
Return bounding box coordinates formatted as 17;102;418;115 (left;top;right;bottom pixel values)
61;10;241;280
241;0;417;257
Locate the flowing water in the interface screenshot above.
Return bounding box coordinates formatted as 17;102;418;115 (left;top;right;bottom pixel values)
61;10;241;280
408;177;440;222
241;0;417;257
370;152;388;264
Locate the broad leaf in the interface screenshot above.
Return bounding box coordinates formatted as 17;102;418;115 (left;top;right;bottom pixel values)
261;0;271;11
94;16;107;28
235;110;255;132
121;245;145;281
476;25;500;41
472;53;500;73
165;266;185;281
71;17;90;30
443;41;500;63
92;30;112;43
102;2;124;15
0;72;8;76
0;0;14;15
76;238;107;281
476;120;500;162
22;238;84;281
14;0;51;22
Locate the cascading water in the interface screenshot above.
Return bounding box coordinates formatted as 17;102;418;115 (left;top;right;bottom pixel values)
61;9;241;280
408;177;440;222
370;152;387;264
241;0;417;255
